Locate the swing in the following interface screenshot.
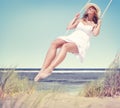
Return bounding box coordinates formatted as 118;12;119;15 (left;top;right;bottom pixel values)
34;0;113;82
65;0;113;34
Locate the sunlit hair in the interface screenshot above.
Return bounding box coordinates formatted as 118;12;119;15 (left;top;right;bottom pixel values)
82;6;99;24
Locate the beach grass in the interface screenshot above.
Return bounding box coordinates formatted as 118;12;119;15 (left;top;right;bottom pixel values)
0;68;37;99
0;68;66;108
79;79;104;97
80;52;120;97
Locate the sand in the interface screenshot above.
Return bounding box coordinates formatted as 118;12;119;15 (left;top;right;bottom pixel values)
1;92;120;108
39;93;120;108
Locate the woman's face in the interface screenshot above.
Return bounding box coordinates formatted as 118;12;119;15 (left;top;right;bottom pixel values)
87;6;97;16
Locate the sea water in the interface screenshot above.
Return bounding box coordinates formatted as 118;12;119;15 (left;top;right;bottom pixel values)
0;68;105;93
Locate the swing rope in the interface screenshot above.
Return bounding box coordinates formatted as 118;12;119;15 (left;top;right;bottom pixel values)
79;0;92;13
100;0;112;19
65;0;112;35
65;0;92;35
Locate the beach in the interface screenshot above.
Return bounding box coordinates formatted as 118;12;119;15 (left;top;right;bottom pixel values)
0;67;120;108
36;93;120;108
1;91;120;108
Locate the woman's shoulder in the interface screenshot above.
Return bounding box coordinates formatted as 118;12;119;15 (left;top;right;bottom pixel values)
79;18;96;27
74;18;81;24
78;19;85;24
78;18;83;22
76;19;83;24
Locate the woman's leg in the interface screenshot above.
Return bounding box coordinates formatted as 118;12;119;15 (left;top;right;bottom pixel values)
34;39;66;81
37;42;78;80
41;39;66;70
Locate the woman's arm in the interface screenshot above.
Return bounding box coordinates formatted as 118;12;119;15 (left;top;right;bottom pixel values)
66;13;80;30
92;19;102;36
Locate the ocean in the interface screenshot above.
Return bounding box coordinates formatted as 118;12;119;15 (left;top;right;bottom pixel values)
0;68;106;92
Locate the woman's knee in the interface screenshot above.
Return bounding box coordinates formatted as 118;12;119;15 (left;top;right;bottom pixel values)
51;39;65;48
62;43;78;53
62;43;71;51
51;40;59;48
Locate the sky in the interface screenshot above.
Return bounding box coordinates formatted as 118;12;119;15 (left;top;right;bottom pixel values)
0;0;120;68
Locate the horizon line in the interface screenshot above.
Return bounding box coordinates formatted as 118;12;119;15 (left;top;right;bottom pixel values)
0;68;120;71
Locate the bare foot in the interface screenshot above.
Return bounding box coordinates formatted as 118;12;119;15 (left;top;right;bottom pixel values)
40;67;53;78
34;68;53;82
34;69;44;82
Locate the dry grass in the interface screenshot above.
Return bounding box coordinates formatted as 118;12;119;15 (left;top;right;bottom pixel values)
80;52;120;97
0;69;38;100
0;68;65;108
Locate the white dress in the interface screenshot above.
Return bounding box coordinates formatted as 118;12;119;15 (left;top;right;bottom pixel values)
58;21;93;62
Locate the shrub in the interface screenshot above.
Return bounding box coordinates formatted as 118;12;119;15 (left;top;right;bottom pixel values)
80;79;104;97
0;68;36;98
80;52;120;97
102;52;120;96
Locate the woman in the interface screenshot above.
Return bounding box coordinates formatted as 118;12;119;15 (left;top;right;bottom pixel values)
34;3;102;81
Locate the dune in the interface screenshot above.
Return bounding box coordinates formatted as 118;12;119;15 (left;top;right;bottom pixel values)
2;92;120;108
39;93;120;108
